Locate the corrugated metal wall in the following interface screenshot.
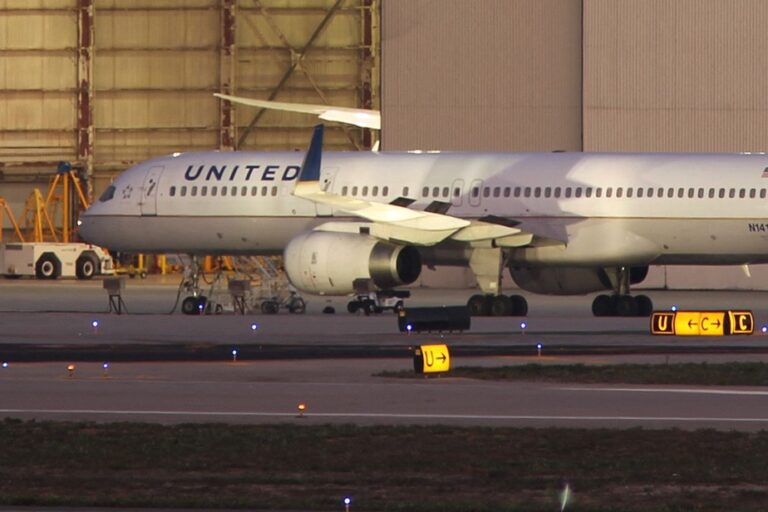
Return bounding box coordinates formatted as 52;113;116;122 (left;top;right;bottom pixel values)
380;0;583;151
0;0;376;215
584;0;768;152
0;0;78;164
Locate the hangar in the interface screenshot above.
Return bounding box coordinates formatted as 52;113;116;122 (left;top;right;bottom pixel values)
2;0;768;289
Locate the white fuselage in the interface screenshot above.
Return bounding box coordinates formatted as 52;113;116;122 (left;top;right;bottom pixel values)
79;150;768;266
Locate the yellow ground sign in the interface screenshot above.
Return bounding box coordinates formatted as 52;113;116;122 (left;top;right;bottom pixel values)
673;311;726;336
414;344;450;374
650;310;754;336
650;312;675;335
729;311;754;335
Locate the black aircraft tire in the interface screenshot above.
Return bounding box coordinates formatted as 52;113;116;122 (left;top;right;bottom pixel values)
510;294;528;316
490;295;513;316
592;294;613;317
635;294;654;317
181;296;200;315
614;295;638;317
467;294;491;316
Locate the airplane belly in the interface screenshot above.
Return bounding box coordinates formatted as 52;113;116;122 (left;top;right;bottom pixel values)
508;218;768;266
80;215;324;255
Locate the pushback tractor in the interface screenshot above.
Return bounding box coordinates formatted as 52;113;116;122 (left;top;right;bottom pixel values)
1;242;114;279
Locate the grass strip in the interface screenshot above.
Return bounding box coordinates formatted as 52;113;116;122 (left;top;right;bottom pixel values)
1;419;768;511
380;362;768;386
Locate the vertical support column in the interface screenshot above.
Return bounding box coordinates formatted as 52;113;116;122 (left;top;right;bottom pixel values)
220;0;236;151
360;0;376;149
77;0;94;202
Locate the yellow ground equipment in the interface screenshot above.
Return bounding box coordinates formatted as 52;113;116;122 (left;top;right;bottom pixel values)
0;198;25;243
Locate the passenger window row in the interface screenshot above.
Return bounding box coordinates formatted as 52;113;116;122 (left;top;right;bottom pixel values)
339;185;390;197
168;183;768;202
169;185;278;198
472;185;768;200
339;185;768;200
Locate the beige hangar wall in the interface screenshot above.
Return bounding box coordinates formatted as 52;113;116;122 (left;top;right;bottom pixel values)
380;0;583;152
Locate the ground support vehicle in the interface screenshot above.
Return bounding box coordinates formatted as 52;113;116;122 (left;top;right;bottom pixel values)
1;242;114;279
347;289;410;315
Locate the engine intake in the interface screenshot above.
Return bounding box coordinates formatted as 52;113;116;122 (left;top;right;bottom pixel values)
284;231;421;294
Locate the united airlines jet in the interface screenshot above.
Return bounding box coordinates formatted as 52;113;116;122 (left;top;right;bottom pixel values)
79;124;768;317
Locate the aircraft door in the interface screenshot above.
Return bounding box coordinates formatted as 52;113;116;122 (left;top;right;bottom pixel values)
451;179;465;207
316;166;338;216
469;179;483;207
140;165;164;216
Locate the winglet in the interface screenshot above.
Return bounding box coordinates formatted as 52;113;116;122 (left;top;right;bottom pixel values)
298;124;324;183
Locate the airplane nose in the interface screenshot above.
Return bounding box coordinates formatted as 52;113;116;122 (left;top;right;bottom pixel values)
77;214;94;243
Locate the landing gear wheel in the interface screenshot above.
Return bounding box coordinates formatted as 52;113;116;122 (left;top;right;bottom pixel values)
510;294;528;316
490;295;513;316
635;294;653;317
467;294;491;316
182;296;206;315
288;297;306;314
614;295;638;317
75;253;98;280
592;294;613;317
35;253;59;280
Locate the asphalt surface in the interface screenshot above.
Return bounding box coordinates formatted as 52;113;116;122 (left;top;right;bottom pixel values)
3;277;768;430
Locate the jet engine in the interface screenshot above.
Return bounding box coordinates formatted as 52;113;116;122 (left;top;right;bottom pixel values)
509;265;649;295
284;231;421;294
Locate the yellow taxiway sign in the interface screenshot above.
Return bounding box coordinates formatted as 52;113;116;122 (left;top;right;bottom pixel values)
651;310;754;336
414;344;451;374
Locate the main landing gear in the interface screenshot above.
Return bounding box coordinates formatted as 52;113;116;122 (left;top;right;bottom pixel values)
466;247;529;317
591;266;653;317
467;293;528;316
591;293;653;317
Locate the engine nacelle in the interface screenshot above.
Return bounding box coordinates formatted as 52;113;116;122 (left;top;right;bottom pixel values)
284;231;421;294
509;266;649;295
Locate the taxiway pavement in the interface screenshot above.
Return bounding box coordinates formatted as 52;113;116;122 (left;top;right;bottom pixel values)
2;278;768;430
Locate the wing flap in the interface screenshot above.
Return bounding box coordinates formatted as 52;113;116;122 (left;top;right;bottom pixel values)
293;124;562;248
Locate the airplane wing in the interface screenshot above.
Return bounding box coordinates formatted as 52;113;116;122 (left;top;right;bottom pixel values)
293;125;543;247
214;93;381;130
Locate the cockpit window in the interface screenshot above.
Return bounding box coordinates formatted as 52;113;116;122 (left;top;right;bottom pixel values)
99;186;116;202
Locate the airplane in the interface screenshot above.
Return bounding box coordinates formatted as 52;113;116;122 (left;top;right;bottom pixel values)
78;123;768;317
